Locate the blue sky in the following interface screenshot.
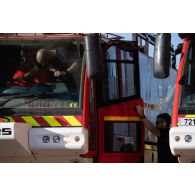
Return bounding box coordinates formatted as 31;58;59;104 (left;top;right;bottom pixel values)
172;33;182;48
116;33;182;68
117;33;182;48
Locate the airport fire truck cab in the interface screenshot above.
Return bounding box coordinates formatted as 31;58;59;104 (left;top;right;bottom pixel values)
0;33;176;162
154;33;195;163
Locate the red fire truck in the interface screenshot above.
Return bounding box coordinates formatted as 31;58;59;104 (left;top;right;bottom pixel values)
153;33;195;163
0;33;176;162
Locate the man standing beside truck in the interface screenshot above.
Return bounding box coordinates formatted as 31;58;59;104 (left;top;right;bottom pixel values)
136;105;178;163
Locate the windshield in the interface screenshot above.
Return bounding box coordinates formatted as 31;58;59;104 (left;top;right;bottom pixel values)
180;39;195;108
0;36;84;115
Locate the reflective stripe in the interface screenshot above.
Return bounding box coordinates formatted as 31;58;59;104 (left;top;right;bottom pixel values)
104;116;141;121
21;116;40;127
64;116;81;126
185;115;195;118
144;144;157;151
2;115;82;127
42;116;61;126
6;116;15;122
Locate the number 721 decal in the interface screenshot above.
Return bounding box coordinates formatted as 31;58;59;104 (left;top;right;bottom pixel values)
179;118;195;126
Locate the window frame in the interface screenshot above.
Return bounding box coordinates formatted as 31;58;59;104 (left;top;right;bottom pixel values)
97;45;140;107
104;121;142;153
179;39;195;110
0;38;85;115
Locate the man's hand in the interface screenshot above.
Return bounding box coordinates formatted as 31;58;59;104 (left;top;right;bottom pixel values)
135;105;160;137
135;105;144;116
54;71;66;77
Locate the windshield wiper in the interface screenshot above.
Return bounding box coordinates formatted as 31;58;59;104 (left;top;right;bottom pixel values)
0;92;78;107
0;93;40;107
37;92;78;97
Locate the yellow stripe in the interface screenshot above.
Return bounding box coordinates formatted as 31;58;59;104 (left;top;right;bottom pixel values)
42;116;61;126
144;144;157;151
185;115;195;118
64;116;81;126
104;116;141;121
21;116;40;127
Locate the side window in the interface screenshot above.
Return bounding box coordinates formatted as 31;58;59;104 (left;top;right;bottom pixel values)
102;62;119;101
181;41;195;86
120;63;136;97
180;41;195;107
186;48;195;86
99;45;139;104
120;50;133;61
104;46;117;60
104;122;141;153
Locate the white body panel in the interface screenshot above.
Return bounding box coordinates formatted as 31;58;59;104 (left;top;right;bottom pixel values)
170;126;195;163
29;127;87;152
0;123;89;162
0;122;31;158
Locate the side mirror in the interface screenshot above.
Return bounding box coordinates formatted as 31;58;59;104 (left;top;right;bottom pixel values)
153;33;171;78
84;34;103;80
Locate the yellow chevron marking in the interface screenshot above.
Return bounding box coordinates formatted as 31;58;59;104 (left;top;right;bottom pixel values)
63;116;81;126
185;115;195;118
104;116;141;121
5;116;15;122
21;116;40;126
144;144;157;151
42;116;61;126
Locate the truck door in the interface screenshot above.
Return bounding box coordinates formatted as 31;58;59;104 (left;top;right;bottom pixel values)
96;43;144;162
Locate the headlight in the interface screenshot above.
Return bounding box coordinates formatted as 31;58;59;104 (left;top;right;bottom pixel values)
175;136;180;142
184;135;192;143
74;136;80;142
42;136;50;143
53;135;60;143
64;135;71;143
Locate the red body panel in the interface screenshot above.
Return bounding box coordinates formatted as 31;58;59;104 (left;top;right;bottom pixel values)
97;153;143;163
82;70;145;162
82;73;90;129
97;99;144;163
0;34;146;163
172;38;189;126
